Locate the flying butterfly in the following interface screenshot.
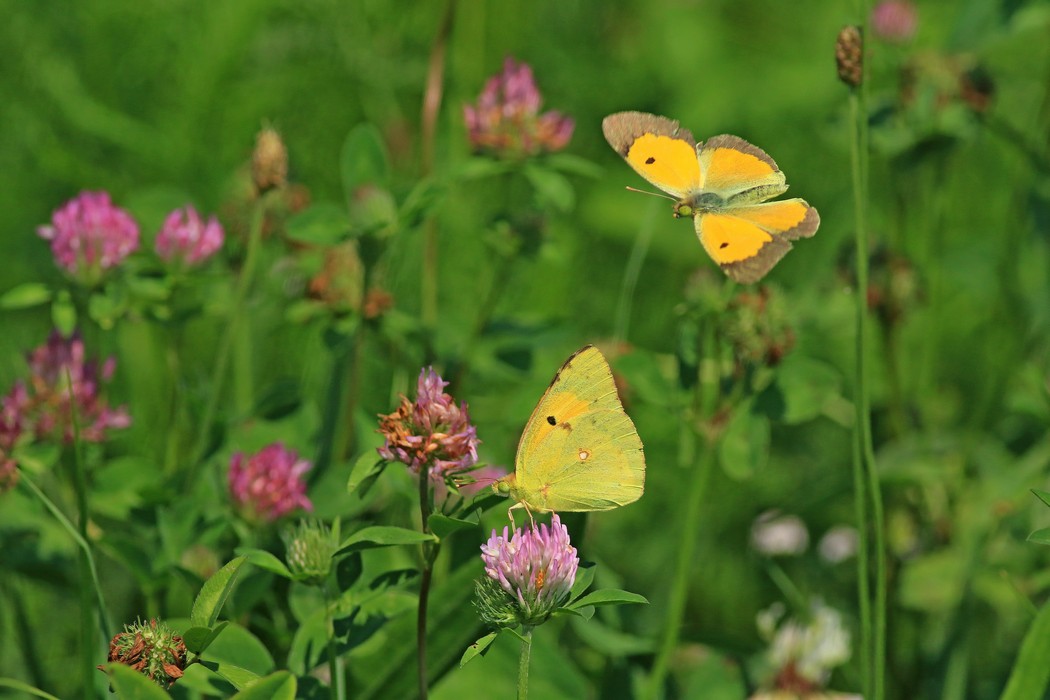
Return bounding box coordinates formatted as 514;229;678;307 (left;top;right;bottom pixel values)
602;111;820;283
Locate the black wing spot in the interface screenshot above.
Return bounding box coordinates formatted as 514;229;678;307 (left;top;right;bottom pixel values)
546;415;557;425
719;242;729;249
645;156;656;164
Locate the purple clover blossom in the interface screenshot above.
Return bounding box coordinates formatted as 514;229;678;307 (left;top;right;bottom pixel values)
155;206;225;266
478;514;579;627
464;57;575;157
871;0;918;43
6;331;131;445
37;191;139;283
228;443;313;523
377;368;479;480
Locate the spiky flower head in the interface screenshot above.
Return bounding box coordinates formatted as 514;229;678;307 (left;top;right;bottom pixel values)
757;601;852;693
98;618;187;689
723;285;795;368
476;514;579;628
835;26;864;88
155;206;225;267
377;368;479;480
252;126;288;193
283;519;337;586
37;191;139;285
6;331;131;444
228;442;313;523
464;57;574;157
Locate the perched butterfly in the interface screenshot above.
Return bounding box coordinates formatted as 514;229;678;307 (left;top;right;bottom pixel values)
602;111;820;283
493;346;645;518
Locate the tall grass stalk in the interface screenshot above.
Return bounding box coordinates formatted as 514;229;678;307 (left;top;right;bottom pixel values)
847;28;887;698
614;203;658;344
646;319;717;699
19;472;111;676
419;0;456;330
188;202;266;483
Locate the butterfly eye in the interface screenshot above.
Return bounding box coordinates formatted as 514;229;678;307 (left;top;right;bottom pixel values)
674;203;693;218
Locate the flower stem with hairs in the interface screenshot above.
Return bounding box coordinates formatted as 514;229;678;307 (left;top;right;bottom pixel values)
517;626;534;700
417;471;438;700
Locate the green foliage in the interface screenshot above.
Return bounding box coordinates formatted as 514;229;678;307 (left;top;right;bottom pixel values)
2;0;1050;698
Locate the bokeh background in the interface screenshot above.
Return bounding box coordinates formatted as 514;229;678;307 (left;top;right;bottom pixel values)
2;0;1050;697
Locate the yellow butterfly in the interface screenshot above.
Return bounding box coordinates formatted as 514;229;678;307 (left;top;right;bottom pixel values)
493;345;645;516
602;111;820;284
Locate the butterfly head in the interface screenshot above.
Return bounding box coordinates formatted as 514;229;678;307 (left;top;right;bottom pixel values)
492;474;516;498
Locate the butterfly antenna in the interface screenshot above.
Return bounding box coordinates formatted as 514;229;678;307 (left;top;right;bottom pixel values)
625;185;677;202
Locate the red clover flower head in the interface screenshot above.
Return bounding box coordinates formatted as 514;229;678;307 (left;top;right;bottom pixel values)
476;514;579;628
155;206;225;266
98;618;187;689
37;191;139;284
377;368;479;480
10;331;131;444
228;442;313;523
464;57;575;157
871;0;918;43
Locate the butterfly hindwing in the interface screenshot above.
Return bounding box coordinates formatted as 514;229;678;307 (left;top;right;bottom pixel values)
696;199;820;284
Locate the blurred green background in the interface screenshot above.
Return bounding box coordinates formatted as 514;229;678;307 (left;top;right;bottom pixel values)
3;0;1050;697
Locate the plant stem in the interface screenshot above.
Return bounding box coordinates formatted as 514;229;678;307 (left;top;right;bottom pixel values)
417;467;437;700
646;409;716;699
850;70;886;699
64;367;98;690
324;582;345;700
313;329;353;480
517;626;534;700
188;201;266;482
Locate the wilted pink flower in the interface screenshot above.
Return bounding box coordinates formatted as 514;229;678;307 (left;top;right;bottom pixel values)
99;618;187;689
0;385;25;451
37;191;139;283
155;206;224;266
228;443;313;522
871;0;917;43
5;332;131;444
477;514;579;627
464;58;575;157
377;368;479;479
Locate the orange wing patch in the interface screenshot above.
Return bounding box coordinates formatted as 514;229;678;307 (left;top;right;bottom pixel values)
625;133;701;199
697;214;774;264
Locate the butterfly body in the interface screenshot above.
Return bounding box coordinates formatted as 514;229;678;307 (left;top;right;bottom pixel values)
603;111;819;284
494;346;645;514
